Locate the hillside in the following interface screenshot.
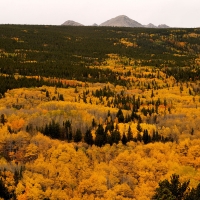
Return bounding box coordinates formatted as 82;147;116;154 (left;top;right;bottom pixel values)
0;25;200;199
0;25;200;94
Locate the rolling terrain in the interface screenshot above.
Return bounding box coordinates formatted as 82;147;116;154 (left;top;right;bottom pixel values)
0;25;200;199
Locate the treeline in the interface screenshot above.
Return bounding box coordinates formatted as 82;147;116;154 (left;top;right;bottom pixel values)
166;65;200;82
0;25;200;88
84;87;166;115
37;110;173;147
0;75;66;96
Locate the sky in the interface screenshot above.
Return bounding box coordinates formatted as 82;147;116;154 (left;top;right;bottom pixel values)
0;0;199;28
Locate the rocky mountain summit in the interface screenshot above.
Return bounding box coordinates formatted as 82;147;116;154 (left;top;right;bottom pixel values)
62;20;84;26
62;15;170;28
144;23;157;28
99;15;143;27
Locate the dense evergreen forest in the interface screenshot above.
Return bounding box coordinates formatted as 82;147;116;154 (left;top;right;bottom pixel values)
0;25;200;95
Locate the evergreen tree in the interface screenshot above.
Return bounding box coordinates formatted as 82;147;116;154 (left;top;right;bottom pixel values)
74;129;82;143
136;132;142;142
185;183;200;200
151;90;154;98
46;90;50;98
59;94;64;101
152;130;156;142
121;133;128;145
64;120;72;141
152;174;190;200
0;114;6;125
116;109;124;123
0;178;9;200
137;122;142;133
111;129;121;145
84;129;94;145
127;126;133;141
142;129;149;144
95;124;106;147
92;118;97;128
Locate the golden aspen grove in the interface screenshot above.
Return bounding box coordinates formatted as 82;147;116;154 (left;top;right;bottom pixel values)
0;25;200;199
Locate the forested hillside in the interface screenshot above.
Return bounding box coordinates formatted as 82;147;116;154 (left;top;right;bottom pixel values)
0;25;200;92
0;25;200;199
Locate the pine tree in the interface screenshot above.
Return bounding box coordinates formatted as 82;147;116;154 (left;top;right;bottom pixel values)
92;118;97;128
0;177;9;200
122;133;128;145
116;108;124;123
84;129;94;145
142;129;149;144
64;120;73;141
59;94;64;101
152;174;190;200
95;124;107;147
111;129;121;145
136;132;142;142
0;114;7;125
185;183;200;200
74;129;82;143
137;122;142;133
127;126;133;141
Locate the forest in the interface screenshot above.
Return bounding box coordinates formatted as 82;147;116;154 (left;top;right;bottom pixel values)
0;25;200;199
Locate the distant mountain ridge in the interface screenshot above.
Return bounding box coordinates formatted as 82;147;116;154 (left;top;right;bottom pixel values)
100;15;143;27
62;20;84;26
61;15;170;28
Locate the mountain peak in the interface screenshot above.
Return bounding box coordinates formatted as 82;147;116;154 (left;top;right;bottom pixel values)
99;15;143;27
62;20;84;26
92;23;98;26
158;24;170;28
144;23;157;28
61;16;170;28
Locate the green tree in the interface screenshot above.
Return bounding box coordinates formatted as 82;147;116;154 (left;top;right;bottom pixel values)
95;124;107;147
111;129;121;145
64;120;72;141
121;133;128;145
0;114;7;125
116;109;124;123
142;129;149;144
127;126;133;141
185;183;200;200
137;122;142;133
59;94;64;101
84;129;94;145
0;178;9;200
92;118;97;128
152;174;190;200
46;90;50;98
74;129;82;143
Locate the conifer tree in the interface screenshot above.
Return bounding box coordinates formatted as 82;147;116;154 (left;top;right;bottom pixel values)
0;178;9;200
111;129;121;145
122;133;128;145
95;124;106;147
152;174;190;200
84;129;94;145
142;129;149;144
74;129;82;143
127;126;133;141
116;108;124;123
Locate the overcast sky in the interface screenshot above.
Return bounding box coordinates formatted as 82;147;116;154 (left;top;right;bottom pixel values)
0;0;199;27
